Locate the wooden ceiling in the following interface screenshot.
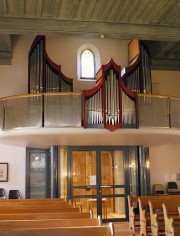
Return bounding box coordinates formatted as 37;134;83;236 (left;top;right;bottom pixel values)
0;0;179;69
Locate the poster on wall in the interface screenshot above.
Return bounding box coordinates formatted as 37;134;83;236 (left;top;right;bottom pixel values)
89;175;96;185
0;163;8;182
176;173;180;181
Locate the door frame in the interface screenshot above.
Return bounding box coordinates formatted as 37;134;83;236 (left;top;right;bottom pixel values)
67;146;130;222
26;147;51;198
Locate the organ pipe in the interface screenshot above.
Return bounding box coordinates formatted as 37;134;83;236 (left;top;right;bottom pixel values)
28;35;73;94
83;58;122;131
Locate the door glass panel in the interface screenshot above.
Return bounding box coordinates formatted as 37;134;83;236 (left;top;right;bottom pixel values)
129;147;138;196
29;152;49;198
101;150;126;220
72;151;97;214
72;151;96;186
59;148;68;198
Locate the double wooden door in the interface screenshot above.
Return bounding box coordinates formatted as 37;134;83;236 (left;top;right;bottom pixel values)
69;147;128;221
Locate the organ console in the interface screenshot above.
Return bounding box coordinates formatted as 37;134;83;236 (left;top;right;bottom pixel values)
28;35;73;94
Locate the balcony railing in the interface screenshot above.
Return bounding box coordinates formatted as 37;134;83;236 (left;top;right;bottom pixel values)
0;92;179;131
0;93;82;130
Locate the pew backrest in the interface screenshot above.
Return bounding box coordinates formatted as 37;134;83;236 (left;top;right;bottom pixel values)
0;212;92;220
0;224;114;236
162;203;175;236
0;217;102;229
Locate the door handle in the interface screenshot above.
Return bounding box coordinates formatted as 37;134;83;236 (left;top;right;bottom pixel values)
100;185;112;188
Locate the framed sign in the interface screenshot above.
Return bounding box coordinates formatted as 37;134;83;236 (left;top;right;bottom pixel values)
0;163;8;182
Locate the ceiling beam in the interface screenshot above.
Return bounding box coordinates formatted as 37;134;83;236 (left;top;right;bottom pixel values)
0;17;179;42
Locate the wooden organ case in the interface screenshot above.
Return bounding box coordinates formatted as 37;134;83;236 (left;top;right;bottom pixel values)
82;58;122;131
28;35;73;94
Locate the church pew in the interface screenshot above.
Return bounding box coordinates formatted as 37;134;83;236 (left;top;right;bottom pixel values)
0;198;69;205
0;212;92;220
162;203;180;236
0;224;114;236
128;195;180;234
0;217;102;229
139;197;180;236
0;205;80;214
127;195;140;231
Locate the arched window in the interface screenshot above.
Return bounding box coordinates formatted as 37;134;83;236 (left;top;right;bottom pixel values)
77;43;101;81
80;49;95;79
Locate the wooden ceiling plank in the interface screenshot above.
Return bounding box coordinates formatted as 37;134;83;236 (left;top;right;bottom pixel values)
1;0;8;15
19;0;25;16
119;0;143;23
129;0;150;23
24;0;37;17
71;0;89;20
107;0;124;22
162;7;180;25
151;0;177;23
83;0;97;20
52;0;63;19
0;0;7;16
69;0;79;19
41;0;54;18
36;0;43;17
130;0;157;24
56;0;76;19
99;0;115;22
158;2;179;24
88;0;108;21
115;0;131;22
164;43;180;58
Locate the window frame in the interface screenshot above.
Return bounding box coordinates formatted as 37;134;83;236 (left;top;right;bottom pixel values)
80;49;96;80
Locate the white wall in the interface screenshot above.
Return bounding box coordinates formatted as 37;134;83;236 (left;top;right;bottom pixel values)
0;35;35;98
150;143;180;193
0;144;26;198
152;70;180;97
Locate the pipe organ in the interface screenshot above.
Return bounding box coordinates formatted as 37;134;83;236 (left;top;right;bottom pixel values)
121;40;152;127
83;59;122;131
27;36;152;131
28;36;73;94
122;40;152;94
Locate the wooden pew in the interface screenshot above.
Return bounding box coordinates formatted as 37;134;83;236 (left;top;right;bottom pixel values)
162;203;180;236
0;224;114;236
128;195;180;234
0;205;80;214
0;217;102;229
138;198;151;236
127;195;140;231
149;200;165;236
0;212;92;220
139;197;180;236
0;198;67;204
